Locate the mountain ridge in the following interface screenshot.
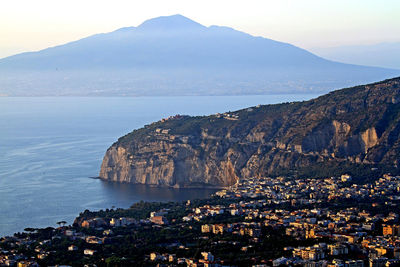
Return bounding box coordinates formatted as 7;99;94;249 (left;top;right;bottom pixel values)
137;14;206;30
311;42;400;70
99;77;400;187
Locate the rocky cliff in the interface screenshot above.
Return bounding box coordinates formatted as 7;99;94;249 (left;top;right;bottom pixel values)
100;77;400;187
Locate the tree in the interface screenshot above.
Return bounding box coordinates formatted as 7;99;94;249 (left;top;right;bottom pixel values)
56;221;67;227
106;255;122;266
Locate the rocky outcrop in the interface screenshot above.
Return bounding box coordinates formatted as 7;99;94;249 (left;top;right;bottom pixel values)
100;77;400;187
360;127;378;153
100;137;239;188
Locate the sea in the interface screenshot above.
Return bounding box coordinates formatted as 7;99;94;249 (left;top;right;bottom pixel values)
0;94;319;236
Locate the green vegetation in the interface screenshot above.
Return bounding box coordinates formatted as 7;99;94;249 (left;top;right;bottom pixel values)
271;161;400;183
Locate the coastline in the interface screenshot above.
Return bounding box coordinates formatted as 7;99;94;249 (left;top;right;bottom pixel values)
98;176;229;190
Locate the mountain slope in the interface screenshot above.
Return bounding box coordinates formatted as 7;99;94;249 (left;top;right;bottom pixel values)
311;42;400;70
99;77;400;187
0;15;344;70
0;15;399;96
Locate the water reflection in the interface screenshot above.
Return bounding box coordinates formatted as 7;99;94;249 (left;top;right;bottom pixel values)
100;180;218;207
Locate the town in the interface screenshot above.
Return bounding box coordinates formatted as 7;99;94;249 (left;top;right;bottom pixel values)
2;173;400;266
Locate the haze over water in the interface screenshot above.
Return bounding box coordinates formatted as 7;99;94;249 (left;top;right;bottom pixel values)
0;94;318;236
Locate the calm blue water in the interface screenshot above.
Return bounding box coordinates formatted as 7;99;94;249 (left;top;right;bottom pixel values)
0;95;319;236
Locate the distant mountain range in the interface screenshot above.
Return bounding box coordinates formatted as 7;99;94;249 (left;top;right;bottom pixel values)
0;14;399;96
311;42;400;70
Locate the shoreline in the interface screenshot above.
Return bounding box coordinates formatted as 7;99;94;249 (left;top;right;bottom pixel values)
98;177;229;190
0;182;219;238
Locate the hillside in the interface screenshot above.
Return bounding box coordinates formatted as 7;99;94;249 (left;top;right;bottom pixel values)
0;15;399;96
99;77;400;187
311;42;400;70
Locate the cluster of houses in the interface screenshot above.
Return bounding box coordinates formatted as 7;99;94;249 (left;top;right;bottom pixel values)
149;251;215;266
143;173;400;266
0;210;171;266
201;174;400;267
0;253;38;267
216;174;400;205
160;114;189;123
0;235;47;267
153;127;190;143
215;112;239;121
3;172;400;266
201;222;262;238
212;105;261;121
80;211;170;230
81;216;137;229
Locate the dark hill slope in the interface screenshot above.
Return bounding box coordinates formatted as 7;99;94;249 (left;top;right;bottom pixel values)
100;77;400;187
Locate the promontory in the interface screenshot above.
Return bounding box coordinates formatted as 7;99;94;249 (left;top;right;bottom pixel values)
100;77;400;187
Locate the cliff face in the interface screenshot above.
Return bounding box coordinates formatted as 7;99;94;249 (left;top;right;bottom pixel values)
100;135;239;188
100;77;400;187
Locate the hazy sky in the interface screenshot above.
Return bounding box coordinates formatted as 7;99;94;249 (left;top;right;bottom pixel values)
1;0;399;59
